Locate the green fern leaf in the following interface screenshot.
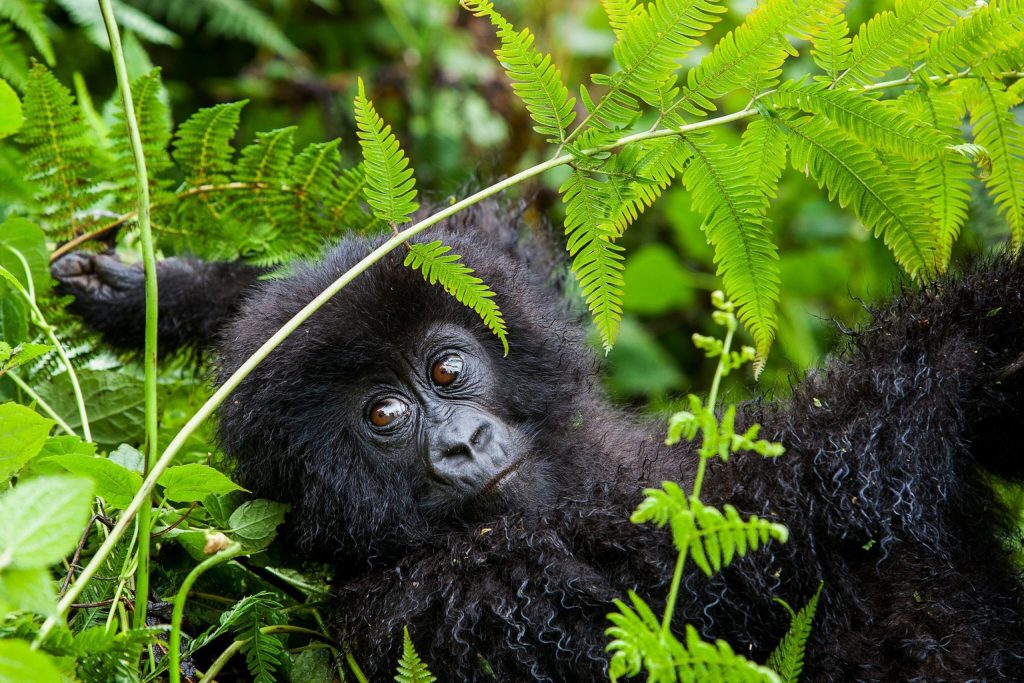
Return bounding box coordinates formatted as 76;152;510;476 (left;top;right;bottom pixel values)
835;0;971;88
16;62;100;235
922;0;1024;78
405;241;509;355
0;23;30;90
768;79;951;158
171;99;247;185
680;130;780;365
0;0;55;65
674;0;835;117
900;87;972;265
601;0;644;36
810;5;852;84
560;169;624;352
231;127;296;254
463;0;576;143
237;126;295;185
777;114;935;277
632;482;788;576
962;79;1024;248
973;46;1024;80
136;0;299;58
767;583;823;683
354;78;419;225
608;136;691;235
395;626;438;683
111;68;172;203
740;116;787;217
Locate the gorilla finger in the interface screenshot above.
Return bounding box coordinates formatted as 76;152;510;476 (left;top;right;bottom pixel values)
93;253;144;289
50;252;96;281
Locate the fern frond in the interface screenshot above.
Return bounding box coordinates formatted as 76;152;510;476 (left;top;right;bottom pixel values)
0;23;30;90
231;127;296;252
0;0;55;65
607;594;781;683
560;169;624;352
395;627;438;683
608;136;691;235
463;0;576;143
921;0;1024;78
16;62;100;235
973;46;1024;80
601;0;644;36
632;482;788;576
111;68;172;203
674;0;835;117
768;583;823;683
405;241;509;355
241;625;285;683
962;79;1024;248
768;79;950;158
171;100;247;185
778;114;935;277
810;5;852;84
354;78;419;225
135;0;299;58
680;130;780;363
900;86;972;265
739;116;787;217
835;0;970;88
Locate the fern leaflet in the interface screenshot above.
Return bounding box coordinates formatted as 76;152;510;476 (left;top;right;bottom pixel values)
777;114;935;277
601;0;644;36
354;77;419;225
680;130;780;365
0;0;55;65
767;583;823;683
395;626;438;683
810;5;852;84
921;0;1024;78
739;116;787;218
463;0;576;144
171;100;247;185
404;241;509;355
962;79;1024;248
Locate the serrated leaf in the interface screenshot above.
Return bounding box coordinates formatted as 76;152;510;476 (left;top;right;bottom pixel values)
229;499;289;548
42;453;142;509
0;402;54;480
0;475;94;569
353;78;418;224
0;566;56;616
158;463;244;503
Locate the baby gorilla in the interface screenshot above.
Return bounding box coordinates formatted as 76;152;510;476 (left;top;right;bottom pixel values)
53;206;1024;681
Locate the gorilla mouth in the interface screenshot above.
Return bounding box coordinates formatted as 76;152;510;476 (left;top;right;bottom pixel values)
481;456;526;494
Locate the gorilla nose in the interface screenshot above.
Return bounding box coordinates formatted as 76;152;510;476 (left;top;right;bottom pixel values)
441;422;492;460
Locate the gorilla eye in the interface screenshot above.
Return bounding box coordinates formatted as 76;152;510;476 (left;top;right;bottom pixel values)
368;398;410;428
431;354;464;387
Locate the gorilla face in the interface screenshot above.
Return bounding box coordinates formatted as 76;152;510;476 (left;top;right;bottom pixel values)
348;323;543;523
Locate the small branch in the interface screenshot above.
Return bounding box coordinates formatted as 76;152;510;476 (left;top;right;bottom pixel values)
59;514;98;596
151;502;199;537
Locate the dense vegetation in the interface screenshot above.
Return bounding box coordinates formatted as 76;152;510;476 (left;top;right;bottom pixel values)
0;0;1021;680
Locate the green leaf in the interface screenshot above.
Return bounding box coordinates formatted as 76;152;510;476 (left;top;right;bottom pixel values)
810;4;852;83
404;241;509;355
395;626;438;683
354;78;419;225
172;100;248;185
680;130;780;366
37;370;145;447
0;216;49;295
0;475;94;569
921;0;1024;78
0;0;55;65
768;583;823;683
112;68;173;198
836;0;971;88
464;0;576;143
0;402;54;480
0;639;62;683
158;463;244;503
38;435;96;459
229;499;289;548
0;566;56;616
0;78;22;138
42;454;142;509
0;342;52;374
777;114;935;278
108;443;145;473
962;79;1024;248
601;0;644;36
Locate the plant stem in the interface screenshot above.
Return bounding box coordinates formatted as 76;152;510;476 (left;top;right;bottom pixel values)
34;105;760;644
197;625;337;683
98;0;160;631
169;543;245;683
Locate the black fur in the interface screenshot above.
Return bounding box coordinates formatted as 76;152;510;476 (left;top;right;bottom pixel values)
53;205;1024;681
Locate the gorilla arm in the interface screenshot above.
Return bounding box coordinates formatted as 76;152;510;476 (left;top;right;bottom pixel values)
51;252;264;353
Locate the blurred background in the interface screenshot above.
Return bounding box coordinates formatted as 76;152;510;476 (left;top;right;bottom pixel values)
5;0;1012;405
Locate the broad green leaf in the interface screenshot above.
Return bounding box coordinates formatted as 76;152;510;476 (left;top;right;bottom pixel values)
0;342;52;373
42;454;142;509
108;443;145;473
0;79;22;138
0;216;49;294
229;499;290;548
0;402;54;480
0;475;94;569
158;463;244;503
0;639;62;683
37;370;145;447
38;435;96;459
0;566;56;616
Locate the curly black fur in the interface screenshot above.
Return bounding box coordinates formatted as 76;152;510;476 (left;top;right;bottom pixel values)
53;204;1024;681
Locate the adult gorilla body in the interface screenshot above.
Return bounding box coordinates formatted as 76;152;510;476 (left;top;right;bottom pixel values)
54;206;1024;681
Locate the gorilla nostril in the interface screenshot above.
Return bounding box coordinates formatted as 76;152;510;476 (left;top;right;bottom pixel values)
470;423;491;448
444;443;472;460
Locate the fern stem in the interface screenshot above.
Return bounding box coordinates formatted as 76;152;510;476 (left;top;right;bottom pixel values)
660;545;689;639
169;543;245;683
6;371;76;435
98;0;160;632
35;105;760;644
